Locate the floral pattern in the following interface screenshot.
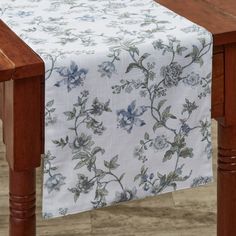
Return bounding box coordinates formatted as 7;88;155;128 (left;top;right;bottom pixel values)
0;0;213;218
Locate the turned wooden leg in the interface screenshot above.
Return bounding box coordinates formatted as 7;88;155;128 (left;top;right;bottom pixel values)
9;169;36;236
2;76;44;236
218;123;236;236
0;83;3;120
216;44;236;236
0;21;44;236
0;83;5;144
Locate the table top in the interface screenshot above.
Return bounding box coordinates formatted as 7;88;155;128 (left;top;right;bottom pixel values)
158;0;236;46
0;0;236;82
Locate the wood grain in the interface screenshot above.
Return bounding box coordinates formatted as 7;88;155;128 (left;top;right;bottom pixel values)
0;50;14;82
0;18;44;235
0;21;44;81
223;44;236;126
211;51;224;119
3;76;44;171
157;0;236;46
217;43;236;236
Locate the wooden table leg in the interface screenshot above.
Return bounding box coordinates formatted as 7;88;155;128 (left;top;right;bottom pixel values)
217;44;236;236
0;83;3;120
9;169;36;236
2;75;44;236
218;123;236;236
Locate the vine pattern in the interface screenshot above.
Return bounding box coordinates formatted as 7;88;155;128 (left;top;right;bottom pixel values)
0;0;213;218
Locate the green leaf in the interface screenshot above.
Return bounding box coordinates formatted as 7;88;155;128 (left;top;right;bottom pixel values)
63;110;76;120
179;147;194;158
72;152;90;160
184;53;192;58
176;45;187;56
46;100;54;107
138;53;150;65
95;169;104;175
134;174;141;182
169;114;177;119
110;155;119;169
104;160;110;169
74;192;80;202
126;63;140;73
163;105;171;115
162;105;172;121
87;156;96;172
144;132;149;140
52;137;68;148
140;140;145;145
174;134;186;149
130;46;140;56
91;146;105;156
192;45;200;58
163;150;174;162
74;160;86;169
52;140;59;145
206;73;212;79
104;155;120;170
96;187;109;197
156;172;163;179
157;99;167;110
153;122;163;131
141;165;148;175
194;57;204;67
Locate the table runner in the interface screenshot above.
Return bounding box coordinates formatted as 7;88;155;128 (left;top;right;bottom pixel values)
0;0;213;219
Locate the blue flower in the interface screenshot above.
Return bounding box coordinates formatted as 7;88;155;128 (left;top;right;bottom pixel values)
117;101;147;133
149;173;154;180
17;11;33;17
143;183;150;191
191;176;213;188
205;142;212;159
77;15;95;22
181;123;191;135
45;174;66;194
55;61;88;92
141;174;148;183
98;61;116;78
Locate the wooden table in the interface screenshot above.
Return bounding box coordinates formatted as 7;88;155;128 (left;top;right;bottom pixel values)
0;0;236;235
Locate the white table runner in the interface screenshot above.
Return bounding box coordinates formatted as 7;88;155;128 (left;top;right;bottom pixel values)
1;0;213;219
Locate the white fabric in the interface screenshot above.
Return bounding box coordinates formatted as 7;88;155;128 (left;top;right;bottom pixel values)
1;0;213;219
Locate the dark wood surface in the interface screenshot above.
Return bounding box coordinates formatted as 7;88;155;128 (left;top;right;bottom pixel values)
211;51;224;119
0;21;44;81
0;0;236;235
0;17;44;236
158;0;236;46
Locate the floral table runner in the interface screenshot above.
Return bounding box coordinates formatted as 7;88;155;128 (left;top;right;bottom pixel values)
0;0;213;218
